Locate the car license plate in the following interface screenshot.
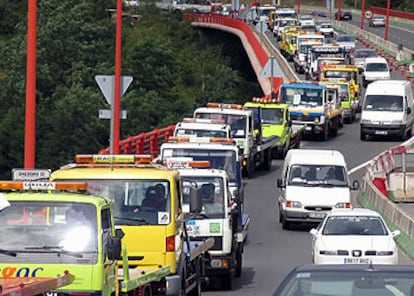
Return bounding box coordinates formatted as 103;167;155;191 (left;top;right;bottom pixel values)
309;212;325;219
344;258;370;264
375;130;387;135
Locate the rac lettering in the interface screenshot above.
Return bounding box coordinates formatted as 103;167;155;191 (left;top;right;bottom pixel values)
0;266;44;277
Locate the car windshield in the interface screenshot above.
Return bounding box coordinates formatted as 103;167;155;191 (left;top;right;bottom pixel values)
321;24;332;28
354;50;377;58
0;201;98;262
364;95;403;111
322;215;388;235
366;62;388;72
274;269;414;296
288;165;348;186
337;36;354;42
182;176;225;217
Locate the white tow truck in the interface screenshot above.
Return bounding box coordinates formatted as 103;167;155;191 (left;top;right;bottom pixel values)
164;160;250;290
293;32;324;74
194;103;276;178
305;44;346;81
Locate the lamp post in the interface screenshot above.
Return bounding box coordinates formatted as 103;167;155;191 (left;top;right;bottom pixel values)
384;0;391;40
24;0;37;169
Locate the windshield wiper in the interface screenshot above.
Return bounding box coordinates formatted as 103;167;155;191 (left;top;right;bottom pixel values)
113;216;150;224
24;246;84;258
0;249;17;257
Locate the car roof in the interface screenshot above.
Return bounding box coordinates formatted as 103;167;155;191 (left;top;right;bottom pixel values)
364;57;387;63
286;149;346;166
328;207;381;217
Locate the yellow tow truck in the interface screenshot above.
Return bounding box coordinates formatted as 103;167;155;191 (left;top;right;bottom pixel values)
51;154;214;296
320;79;358;123
278;26;300;62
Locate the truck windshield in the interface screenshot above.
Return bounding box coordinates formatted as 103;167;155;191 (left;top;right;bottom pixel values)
324;70;356;80
288;165;348;186
162;148;237;182
279;87;323;106
84;180;171;226
246;107;284;124
182;176;225;218
0;201;98;259
196;113;247;138
175;128;228;138
364;95;403;112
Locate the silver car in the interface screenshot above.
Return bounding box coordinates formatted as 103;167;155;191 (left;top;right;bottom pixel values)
369;15;386;27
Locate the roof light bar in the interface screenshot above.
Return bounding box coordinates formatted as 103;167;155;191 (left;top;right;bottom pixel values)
75;154;153;164
0;181;88;191
163;160;211;169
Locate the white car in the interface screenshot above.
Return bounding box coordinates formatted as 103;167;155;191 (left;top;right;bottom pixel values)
299;15;315;27
310;208;400;265
362;57;391;87
317;22;334;38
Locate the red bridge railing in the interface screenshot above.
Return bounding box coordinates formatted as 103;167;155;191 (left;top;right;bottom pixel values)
370;6;414;21
99;14;283;155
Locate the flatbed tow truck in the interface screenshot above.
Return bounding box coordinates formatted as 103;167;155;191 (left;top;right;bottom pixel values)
164;160;250;290
51;155;213;296
194;103;276;177
0;180;170;296
244;97;304;158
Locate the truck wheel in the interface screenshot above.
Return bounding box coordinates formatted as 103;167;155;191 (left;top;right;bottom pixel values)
360;130;366;141
235;244;243;278
320;126;328;141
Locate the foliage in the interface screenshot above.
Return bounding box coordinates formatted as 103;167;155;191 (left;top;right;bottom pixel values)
0;1;252;178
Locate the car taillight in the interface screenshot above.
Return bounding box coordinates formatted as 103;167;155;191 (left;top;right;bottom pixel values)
166;235;175;252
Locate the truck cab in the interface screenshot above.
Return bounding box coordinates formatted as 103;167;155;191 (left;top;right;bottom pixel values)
0;181;125;295
278;82;343;140
305;45;346;81
51;155;212;296
174;118;231;139
320;64;360;99
244;98;302;158
293;33;324;74
165;160;250;290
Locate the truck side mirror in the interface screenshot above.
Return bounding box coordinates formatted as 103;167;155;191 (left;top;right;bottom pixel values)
233;188;244;204
189;187;202;213
108;228;124;260
351;180;360;191
287;119;292;127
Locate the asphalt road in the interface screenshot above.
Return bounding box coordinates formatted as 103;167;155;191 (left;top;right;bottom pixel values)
204;26;414;296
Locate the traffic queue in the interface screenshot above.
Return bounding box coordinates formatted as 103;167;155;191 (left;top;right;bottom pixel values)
1;4;414;296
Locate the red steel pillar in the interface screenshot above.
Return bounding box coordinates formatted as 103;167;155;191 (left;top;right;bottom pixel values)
337;0;343;21
113;0;122;154
384;0;391;40
360;0;366;29
24;0;37;168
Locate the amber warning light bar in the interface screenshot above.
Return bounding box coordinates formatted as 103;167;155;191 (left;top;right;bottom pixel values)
0;181;88;191
75;154;153;164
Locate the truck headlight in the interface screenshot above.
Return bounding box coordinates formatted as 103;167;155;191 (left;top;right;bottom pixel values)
391;120;404;125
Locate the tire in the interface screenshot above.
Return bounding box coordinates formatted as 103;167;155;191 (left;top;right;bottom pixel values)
235;244;243;278
188;262;202;296
360;130;366;141
281;215;290;230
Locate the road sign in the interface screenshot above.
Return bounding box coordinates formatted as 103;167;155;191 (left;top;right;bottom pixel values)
12;168;51;181
259;56;284;78
364;10;373;20
99;109;127;119
95;75;133;105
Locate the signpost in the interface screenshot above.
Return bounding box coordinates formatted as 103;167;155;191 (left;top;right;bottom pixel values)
95;75;133;154
260;56;283;100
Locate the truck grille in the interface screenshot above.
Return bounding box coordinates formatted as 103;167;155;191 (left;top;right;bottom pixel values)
190;236;222;251
290;114;317;122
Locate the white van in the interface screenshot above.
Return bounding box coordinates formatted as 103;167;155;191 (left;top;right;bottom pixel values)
360;80;414;141
276;149;359;230
362;57;391;87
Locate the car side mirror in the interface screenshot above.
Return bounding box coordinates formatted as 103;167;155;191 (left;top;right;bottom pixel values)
392;230;401;237
407;107;412;115
351;180;360;190
277;178;285;188
310;228;319;236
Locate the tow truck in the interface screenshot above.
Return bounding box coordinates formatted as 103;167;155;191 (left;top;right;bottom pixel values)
319;64;360;100
244;97;304;158
0;180;170;296
174;118;231;139
305;44;347;81
194;103;276;177
293;32;324;74
278;82;343;140
164;160;250;291
319;79;358;123
50;155;213;296
278;27;300;62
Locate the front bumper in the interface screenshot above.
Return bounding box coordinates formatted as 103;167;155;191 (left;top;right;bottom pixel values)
360;123;405;137
283;208;329;223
